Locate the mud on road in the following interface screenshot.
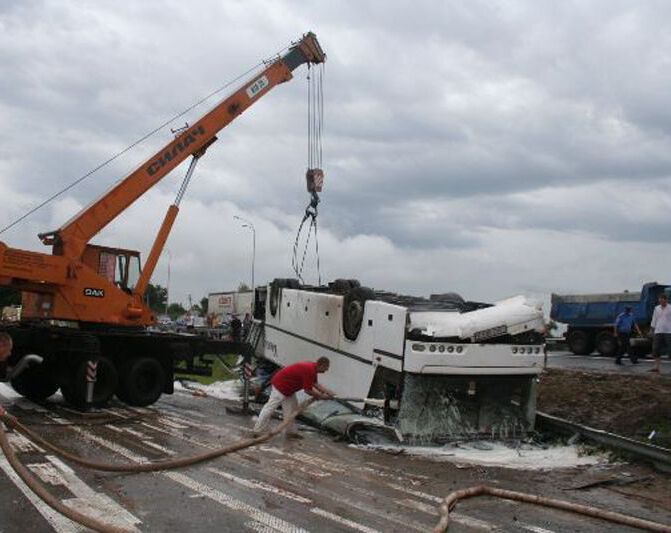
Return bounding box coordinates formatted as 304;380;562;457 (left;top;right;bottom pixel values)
1;381;671;532
538;368;671;448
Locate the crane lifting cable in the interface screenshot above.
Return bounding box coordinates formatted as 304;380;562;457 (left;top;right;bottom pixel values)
292;62;325;285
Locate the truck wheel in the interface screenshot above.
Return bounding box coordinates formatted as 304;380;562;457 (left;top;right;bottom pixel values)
61;357;118;408
117;357;165;407
343;287;376;341
596;332;618;357
10;363;59;401
566;330;594;355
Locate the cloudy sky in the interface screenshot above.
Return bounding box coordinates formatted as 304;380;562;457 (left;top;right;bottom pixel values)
1;0;670;310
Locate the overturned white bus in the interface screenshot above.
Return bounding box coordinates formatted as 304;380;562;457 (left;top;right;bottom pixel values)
253;279;546;443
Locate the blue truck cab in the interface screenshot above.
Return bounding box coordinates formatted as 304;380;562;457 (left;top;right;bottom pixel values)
550;282;670;356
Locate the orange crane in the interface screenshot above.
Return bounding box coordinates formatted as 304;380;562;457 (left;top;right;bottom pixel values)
0;33;325;407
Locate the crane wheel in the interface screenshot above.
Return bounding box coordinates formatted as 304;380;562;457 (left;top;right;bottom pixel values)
61;356;118;408
10;362;59;401
342;286;376;341
117;357;165;407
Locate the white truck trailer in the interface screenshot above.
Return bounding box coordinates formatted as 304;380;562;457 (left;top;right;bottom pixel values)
256;279;546;442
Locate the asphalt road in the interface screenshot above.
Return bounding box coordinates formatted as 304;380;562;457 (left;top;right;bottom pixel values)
547;351;671;375
1;383;670;532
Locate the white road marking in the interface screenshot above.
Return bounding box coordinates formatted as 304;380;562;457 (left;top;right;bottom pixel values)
209;466;392;533
519;524;557;533
43;412;308;533
156;417;188;429
209;467;313;504
0;454;82;533
46;456;142;531
28;462;69;486
8;431;45;453
394;497;498;531
165;471;309;533
310;508;381;533
244;521;282;533
105;425;176;455
395;497;438;515
385;482;441;503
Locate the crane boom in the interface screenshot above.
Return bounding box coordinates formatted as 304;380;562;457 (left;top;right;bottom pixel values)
0;32;325;327
48;33;325;260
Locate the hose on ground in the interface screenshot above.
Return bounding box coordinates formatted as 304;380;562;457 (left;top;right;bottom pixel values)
0;398;314;532
433;484;671;533
0;419;129;533
3;401;669;533
1;398;314;473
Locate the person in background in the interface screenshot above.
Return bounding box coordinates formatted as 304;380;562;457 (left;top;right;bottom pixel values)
242;312;252;340
230;314;242;342
253;357;334;438
613;306;643;365
650;293;671;373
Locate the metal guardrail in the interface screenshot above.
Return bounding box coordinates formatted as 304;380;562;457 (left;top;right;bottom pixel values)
536;410;671;472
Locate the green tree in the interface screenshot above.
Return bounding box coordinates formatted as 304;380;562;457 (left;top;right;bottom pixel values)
144;283;168;313
0;288;21;307
238;282;250;292
200;297;209;315
167;303;186;320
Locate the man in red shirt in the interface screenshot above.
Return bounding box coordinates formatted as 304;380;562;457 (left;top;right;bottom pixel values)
253;357;333;438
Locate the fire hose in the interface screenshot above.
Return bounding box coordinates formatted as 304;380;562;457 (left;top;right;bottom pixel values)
0;398;315;532
433;485;671;533
2;399;671;533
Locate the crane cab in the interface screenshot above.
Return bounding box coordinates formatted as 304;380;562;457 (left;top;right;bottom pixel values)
82;244;141;294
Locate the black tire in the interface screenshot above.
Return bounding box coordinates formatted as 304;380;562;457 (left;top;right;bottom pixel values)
117;357;165;407
10;362;59;401
566;330;595;356
269;278;300;317
430;292;465;305
269;279;281;317
595;331;618;357
342;286;376;341
330;279;353;293
330;279;361;293
61;357;119;408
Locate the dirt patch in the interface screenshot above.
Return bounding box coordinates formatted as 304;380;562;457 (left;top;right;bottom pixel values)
537;368;671;448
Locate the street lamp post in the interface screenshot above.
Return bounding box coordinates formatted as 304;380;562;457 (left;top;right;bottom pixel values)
234;215;256;414
233;215;256;313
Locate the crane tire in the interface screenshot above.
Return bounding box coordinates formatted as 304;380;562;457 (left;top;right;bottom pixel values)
10;362;59;401
117;357;165;407
342;286;376;341
61;356;118;408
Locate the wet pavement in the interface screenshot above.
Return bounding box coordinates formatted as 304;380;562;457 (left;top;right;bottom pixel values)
547;351;671;375
1;382;670;532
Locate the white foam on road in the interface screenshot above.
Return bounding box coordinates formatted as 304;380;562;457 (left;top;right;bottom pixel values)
176;379;242;400
353;442;604;470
